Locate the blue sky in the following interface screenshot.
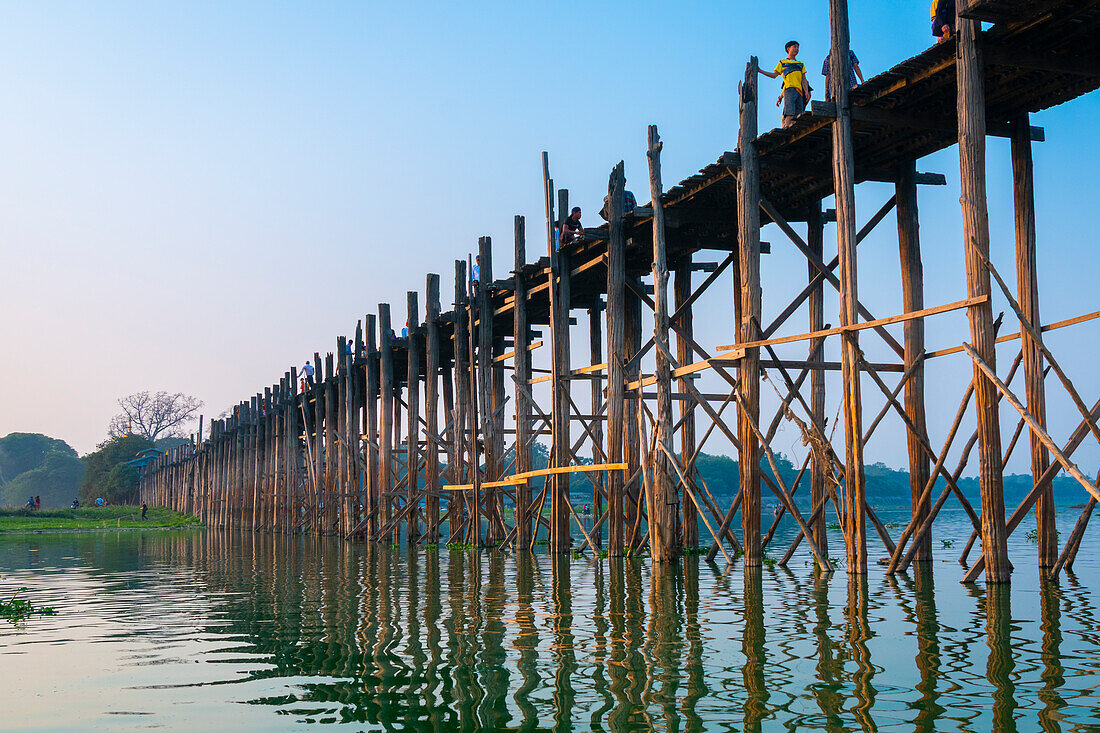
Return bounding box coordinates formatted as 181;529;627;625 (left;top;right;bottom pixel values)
1;1;1097;478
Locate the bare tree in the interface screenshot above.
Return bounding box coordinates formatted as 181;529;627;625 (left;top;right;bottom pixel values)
109;391;203;443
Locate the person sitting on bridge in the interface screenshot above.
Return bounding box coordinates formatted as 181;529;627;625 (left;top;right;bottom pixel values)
599;190;637;221
302;360;315;387
822;49;863;101
932;0;955;43
559;207;584;247
759;41;811;128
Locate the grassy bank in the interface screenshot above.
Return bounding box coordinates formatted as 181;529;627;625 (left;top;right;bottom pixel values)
0;506;201;533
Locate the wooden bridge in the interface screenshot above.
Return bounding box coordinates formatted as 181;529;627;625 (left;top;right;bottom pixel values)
140;0;1100;583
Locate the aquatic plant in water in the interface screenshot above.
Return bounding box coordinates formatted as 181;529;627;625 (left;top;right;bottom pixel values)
0;586;56;623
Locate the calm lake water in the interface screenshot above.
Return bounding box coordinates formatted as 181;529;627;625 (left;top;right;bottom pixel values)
1;510;1098;732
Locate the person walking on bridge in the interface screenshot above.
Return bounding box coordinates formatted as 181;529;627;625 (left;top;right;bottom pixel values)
932;0;955;42
302;360;315;388
822;48;863;101
759;41;811;128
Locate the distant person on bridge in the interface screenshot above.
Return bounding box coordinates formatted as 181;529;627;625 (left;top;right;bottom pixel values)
759;41;811;128
599;190;637;221
560;207;584;247
302;361;315;388
472;255;481;291
932;0;955;42
822;49;863;101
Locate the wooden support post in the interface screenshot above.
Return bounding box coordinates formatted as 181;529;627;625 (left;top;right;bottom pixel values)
364;315;379;540
477;236;503;543
806;201;828;556
737;58;764;567
425;274;442;544
646;124;679;563
674;256;699;550
543;157;571;553
336;339;349;535
606;162;627;556
378;303;395;541
828;0;868;573
452;261;471;541
406;290;422;542
464;254;481;546
1012;112;1055;572
625;277;643;548
897;160;931;563
957;3;1010;582
325;353;337;534
588;297;605;548
513;216;534;550
312;354;324;533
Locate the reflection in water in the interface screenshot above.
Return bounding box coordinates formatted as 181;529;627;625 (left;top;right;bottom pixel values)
2;525;1100;731
742;566;768;733
985;583;1017;733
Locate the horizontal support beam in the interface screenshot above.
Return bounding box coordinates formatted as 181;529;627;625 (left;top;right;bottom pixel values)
811;101;1045;142
716;295;987;353
926;309;1100;359
493;339;543;363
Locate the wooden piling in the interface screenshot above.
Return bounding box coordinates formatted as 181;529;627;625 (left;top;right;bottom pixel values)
646;124;679;562
674;257;699;550
425;274;442;544
606;162;627;556
364;314;380;540
737;58;764;567
588;297;605;548
806;202;828;557
452;261;471;542
957;4;1010;582
406;290;422;542
513;216;533;550
1012;112;1055;572
476;236;503;543
896;161;932;563
378;303;396;541
829;0;868;573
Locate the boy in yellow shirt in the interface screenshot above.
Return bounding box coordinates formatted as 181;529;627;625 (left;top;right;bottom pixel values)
759;41;811;128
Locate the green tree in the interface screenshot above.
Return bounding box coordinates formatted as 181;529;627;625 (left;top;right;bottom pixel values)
0;433;85;509
0;433;76;485
81;434;155;505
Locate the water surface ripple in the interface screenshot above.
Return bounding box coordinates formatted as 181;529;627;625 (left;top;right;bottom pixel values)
1;512;1099;731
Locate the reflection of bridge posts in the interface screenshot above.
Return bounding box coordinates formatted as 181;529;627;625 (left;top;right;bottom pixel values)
742;565;768;733
513;553;539;729
845;574;876;730
811;573;843;728
912;566;944;732
1038;582;1065;731
984;584;1017;728
648;562;683;728
550;555;576;728
682;558;705;729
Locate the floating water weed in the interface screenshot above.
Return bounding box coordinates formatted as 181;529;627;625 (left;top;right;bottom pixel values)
0;587;56;623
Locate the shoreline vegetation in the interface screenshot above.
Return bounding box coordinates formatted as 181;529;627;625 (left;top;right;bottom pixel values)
0;506;202;534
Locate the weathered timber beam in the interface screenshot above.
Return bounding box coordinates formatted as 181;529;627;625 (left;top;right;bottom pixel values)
811;100;1045;142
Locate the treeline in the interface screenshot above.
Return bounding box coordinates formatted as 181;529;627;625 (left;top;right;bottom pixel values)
0;433;187;509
